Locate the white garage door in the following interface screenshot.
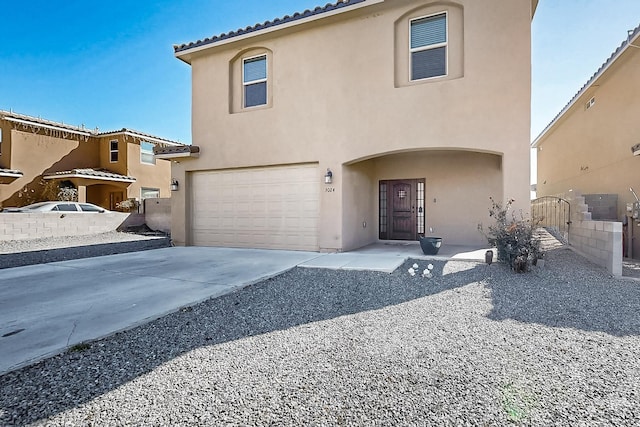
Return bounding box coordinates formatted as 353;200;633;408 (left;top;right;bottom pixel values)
190;164;319;251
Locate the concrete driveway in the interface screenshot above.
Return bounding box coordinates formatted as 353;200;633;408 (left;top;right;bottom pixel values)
0;242;490;374
0;247;322;374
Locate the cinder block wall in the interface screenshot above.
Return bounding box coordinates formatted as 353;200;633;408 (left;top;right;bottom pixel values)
0;212;130;241
584;194;618;221
565;190;622;277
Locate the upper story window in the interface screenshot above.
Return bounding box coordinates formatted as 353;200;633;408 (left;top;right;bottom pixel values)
230;48;272;113
243;55;268;108
394;4;462;88
410;13;447;81
140;141;155;165
585;97;596;110
110;140;119;163
0;127;3;155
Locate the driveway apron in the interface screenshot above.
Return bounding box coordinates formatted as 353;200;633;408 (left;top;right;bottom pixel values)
0;247;322;374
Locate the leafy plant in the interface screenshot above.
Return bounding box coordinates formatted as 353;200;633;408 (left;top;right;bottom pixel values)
57;185;78;202
482;197;541;273
14;179;77;206
69;342;91;352
115;198;139;212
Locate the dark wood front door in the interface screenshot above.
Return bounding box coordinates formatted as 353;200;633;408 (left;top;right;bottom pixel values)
390;180;415;240
379;179;424;241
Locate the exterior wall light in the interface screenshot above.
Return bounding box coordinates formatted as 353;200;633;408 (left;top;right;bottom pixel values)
170;179;179;191
632;143;640;156
324;168;333;184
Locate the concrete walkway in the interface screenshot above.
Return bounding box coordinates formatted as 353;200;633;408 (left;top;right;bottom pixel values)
300;242;493;272
0;243;491;374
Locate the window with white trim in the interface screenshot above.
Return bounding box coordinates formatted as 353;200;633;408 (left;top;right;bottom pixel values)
0;127;3;155
585;97;596;110
110;140;119;163
410;13;447;81
243;55;267;108
140;141;155;165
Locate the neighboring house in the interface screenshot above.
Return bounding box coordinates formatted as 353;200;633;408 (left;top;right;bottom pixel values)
0;110;183;210
532;26;640;231
167;0;537;251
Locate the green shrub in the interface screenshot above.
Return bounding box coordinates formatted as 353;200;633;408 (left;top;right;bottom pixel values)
483;197;541;273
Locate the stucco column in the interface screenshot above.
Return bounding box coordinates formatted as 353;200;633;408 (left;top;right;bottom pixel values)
77;185;87;203
501;152;530;215
170;163;188;246
318;163;342;252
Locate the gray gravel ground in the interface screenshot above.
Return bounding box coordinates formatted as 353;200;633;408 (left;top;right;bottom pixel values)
1;246;640;426
0;231;171;269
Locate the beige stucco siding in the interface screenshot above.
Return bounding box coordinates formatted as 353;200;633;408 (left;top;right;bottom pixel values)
125;142;172;200
1;126;174;210
175;0;532;250
189;0;531;162
0;122;11;169
372;151;501;246
536;43;640;220
1;130;93;207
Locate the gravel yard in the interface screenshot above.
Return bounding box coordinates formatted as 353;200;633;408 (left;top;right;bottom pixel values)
1;246;640;425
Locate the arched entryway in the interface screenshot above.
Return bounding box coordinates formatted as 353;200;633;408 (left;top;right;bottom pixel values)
342;149;503;250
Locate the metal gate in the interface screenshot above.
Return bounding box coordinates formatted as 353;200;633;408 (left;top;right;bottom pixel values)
531;196;571;243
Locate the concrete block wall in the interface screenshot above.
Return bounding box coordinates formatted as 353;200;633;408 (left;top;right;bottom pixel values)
584;194;618;221
143;198;171;234
0;212;130;241
565;190;622;277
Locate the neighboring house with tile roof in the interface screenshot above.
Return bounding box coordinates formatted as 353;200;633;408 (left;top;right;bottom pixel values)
532;24;640;253
0;110;184;210
169;0;538;251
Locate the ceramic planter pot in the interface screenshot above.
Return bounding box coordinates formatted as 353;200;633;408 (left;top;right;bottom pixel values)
419;236;442;255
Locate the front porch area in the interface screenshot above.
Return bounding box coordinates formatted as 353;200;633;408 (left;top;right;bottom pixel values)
300;240;497;273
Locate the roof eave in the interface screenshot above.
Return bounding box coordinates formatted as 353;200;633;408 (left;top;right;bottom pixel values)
532;27;640;148
154;152;200;160
1;116;92;137
174;0;383;63
43;173;136;183
153;144;200;159
0;171;23;179
98;130;182;147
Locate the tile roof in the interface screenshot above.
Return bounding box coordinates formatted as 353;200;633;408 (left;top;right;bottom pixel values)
0;168;23;177
153;144;200;157
533;23;640;145
43;168;136;183
0;110;93;135
174;0;367;54
0;110;183;146
97;128;183;146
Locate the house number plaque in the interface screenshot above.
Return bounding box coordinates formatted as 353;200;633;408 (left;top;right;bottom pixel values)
325;187;335;192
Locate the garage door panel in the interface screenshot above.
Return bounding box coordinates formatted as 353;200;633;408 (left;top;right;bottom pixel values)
190;165;319;251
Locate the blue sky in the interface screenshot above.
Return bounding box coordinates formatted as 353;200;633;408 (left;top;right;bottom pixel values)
1;1;639;146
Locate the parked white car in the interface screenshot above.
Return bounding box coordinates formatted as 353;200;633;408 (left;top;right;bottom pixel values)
1;201;109;213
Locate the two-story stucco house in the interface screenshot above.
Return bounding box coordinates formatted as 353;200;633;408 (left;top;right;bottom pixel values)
533;25;640;216
167;0;537;252
533;24;640;258
0;110;182;211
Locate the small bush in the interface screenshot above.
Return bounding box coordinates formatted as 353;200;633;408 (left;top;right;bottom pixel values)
69;342;91;352
483;197;541;273
115;198;139;212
